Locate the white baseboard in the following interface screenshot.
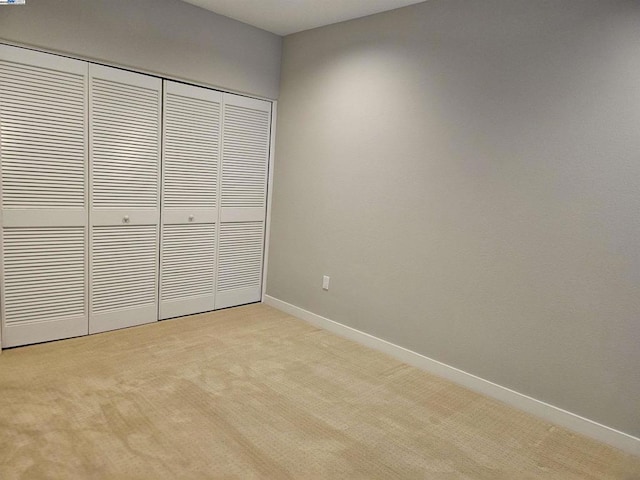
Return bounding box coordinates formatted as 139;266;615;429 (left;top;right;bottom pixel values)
263;295;640;457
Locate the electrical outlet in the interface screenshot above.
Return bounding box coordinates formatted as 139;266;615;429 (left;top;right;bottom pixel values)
322;275;330;290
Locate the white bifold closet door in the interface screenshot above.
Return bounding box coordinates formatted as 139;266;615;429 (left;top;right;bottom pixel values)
0;45;89;348
159;81;221;319
89;65;162;334
215;94;271;309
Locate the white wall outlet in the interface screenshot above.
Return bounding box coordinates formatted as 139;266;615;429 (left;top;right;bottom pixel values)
322;275;330;290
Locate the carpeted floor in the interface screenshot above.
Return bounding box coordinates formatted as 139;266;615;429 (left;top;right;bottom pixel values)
0;303;638;479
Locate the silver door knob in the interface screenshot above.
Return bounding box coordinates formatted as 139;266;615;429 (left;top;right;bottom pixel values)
188;215;194;222
123;215;130;224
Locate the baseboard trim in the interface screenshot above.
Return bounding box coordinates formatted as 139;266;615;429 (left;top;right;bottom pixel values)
263;295;640;457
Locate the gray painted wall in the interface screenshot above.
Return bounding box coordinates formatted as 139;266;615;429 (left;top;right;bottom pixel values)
0;0;281;99
268;0;640;437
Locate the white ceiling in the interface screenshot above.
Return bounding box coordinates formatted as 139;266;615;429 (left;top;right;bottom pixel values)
181;0;427;36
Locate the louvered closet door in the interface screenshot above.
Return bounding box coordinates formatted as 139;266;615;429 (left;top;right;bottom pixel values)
216;94;271;309
0;45;89;347
89;65;161;334
159;81;221;319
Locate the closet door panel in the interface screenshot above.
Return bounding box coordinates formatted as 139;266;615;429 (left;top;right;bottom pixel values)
2;227;86;347
0;45;88;347
163;82;220;213
220;95;270;210
159;81;220;319
89;65;161;334
160;224;216;319
91;225;158;331
216;221;265;309
215;94;271;309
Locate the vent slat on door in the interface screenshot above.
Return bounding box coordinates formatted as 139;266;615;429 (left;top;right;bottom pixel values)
221;104;270;208
91;225;157;313
161;224;216;301
0;61;85;208
3;227;85;325
217;222;264;292
91;77;160;209
164;94;219;208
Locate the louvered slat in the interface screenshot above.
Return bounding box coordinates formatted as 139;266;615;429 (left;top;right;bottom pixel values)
221;104;270;208
0;60;85;208
217;222;264;292
91;226;157;313
91;77;160;209
164;93;219;208
3;227;85;324
161;224;216;301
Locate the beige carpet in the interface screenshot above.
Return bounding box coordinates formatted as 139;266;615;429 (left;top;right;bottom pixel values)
0;304;638;479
